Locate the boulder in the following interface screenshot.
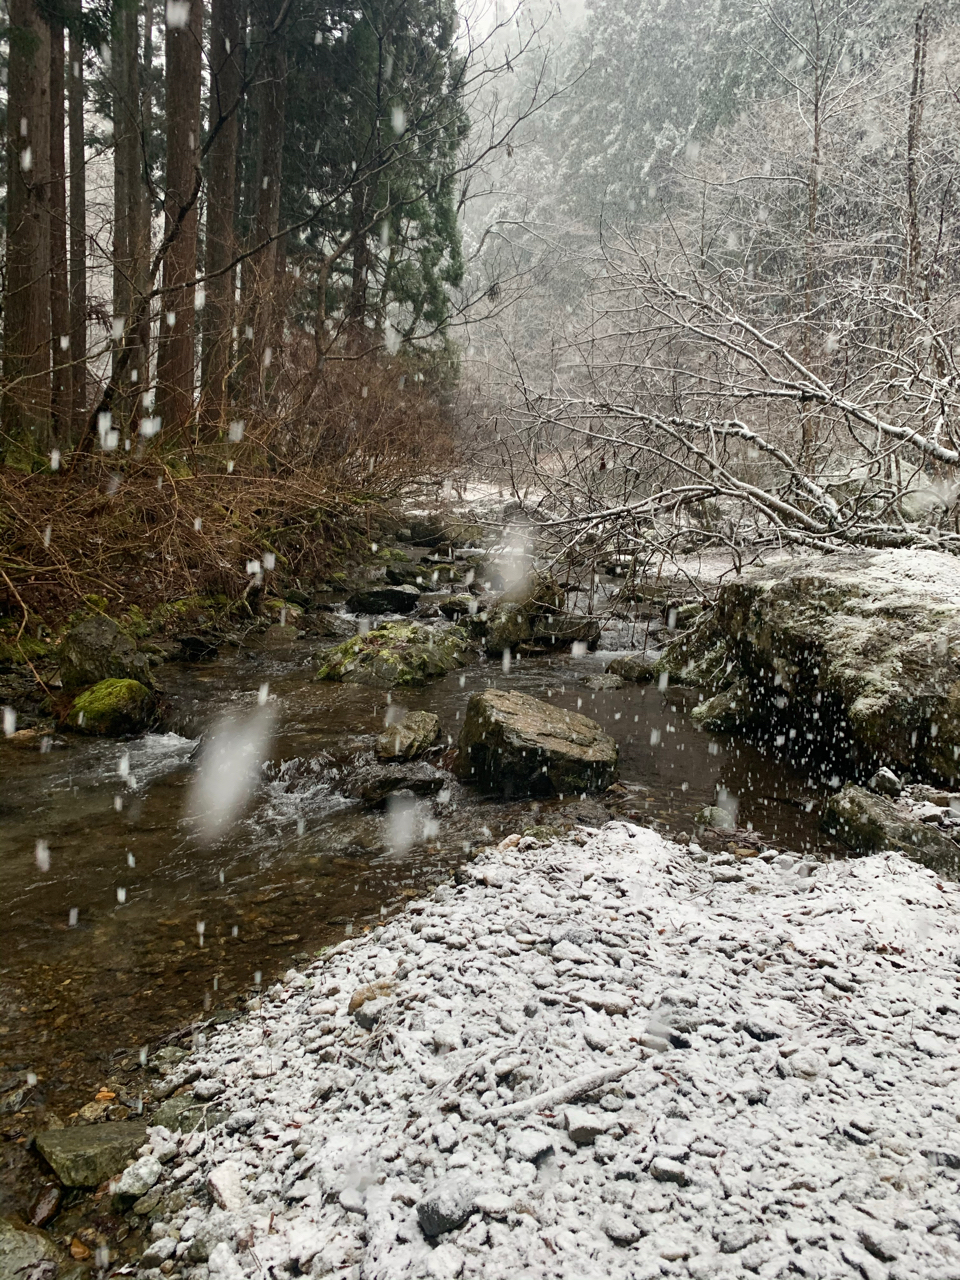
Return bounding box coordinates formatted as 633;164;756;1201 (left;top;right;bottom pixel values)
35;1120;148;1187
606;654;656;683
177;634;219;661
0;1216;66;1276
65;678;156;736
822;784;960;875
659;550;960;785
316;622;467;688
694;804;738;832
583;673;624;691
483;575;566;656
342;761;449;806
439;594;476;620
690;683;747;732
347;584;421;615
531;614;602;650
59;615;152;689
458;688;618;797
376;710;441;761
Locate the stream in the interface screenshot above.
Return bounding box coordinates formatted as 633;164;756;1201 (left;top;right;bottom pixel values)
0;612;843;1224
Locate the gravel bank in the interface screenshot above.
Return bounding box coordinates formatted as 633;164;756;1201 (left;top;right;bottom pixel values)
131;825;960;1279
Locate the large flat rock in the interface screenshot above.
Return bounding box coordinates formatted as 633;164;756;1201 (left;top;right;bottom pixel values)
35;1120;148;1187
662;550;960;785
457;688;618;797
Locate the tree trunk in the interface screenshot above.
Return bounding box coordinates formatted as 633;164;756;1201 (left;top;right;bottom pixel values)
49;18;71;445
137;0;154;375
239;2;286;406
905;5;928;299
154;0;203;440
68;26;87;439
3;0;52;457
112;0;146;436
199;0;243;432
346;184;372;346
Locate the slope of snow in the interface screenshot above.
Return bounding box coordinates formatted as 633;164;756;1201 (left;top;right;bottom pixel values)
135;826;960;1279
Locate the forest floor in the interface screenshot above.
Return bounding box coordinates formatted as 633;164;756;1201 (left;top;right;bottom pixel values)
126;823;960;1280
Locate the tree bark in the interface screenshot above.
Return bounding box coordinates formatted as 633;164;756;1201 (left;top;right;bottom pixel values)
3;0;52;457
199;0;243;432
112;0;148;434
68;27;87;438
239;0;286;405
154;0;203;439
49;18;71;445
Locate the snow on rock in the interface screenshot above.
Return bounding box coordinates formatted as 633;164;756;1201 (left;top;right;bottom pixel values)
136;825;960;1278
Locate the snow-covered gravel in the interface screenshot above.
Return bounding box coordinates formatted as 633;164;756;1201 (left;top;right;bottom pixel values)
134;825;960;1280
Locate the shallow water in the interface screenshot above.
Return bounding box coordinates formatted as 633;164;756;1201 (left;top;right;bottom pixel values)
0;633;839;1150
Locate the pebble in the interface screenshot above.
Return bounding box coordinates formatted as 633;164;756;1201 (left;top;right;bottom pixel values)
115;1155;162;1198
128;824;960;1280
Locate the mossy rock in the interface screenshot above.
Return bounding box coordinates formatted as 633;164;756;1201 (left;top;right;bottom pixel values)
66;678;156;735
315;622;467;688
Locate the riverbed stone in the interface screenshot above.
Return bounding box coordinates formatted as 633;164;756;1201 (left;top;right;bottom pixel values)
343;760;449;805
59;614;153;689
606;654;656;683
0;1216;66;1275
376;710;441;761
316;622;467;688
482;575;566;656
660;550;960;785
416;1175;480;1236
65;677;156;735
690;682;747;732
348;584;421;615
35;1120;148;1187
457;688;618;797
822;784;960;875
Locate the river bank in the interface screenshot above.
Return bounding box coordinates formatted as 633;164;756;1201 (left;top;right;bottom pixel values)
117;823;960;1279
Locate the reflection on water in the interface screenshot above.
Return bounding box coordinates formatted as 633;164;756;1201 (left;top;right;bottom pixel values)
0;640;837;1149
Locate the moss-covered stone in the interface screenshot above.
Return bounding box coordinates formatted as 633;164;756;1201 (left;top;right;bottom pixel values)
66;678;156;735
316;622;467;688
59;614;153;688
662;550;960;785
822;783;960;876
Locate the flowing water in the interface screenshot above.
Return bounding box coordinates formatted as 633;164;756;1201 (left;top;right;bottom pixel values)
0;625;841;1219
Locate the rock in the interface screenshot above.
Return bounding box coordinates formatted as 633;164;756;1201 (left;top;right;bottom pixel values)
563;1107;612;1145
822;784;960;875
606;654;656;683
439;595;475;620
35;1120;148;1187
28;1182;61;1228
342;760;449;805
649;1156;690;1186
482;575;566;655
694;804;737;832
177;633;219;661
859;1225;903;1262
207;1161;247;1211
689;683;747;732
355;996;390;1029
348;980;395;1013
260;622;300;648
0;1216;65;1275
583;673;624;691
316;622;467;688
506;1129;554;1163
426;1241;465;1278
193;1078;224;1100
347;584;421;614
376;710;441;761
115;1154;162;1197
602;1213;643;1246
416;1175;480;1236
408;515;485;550
59;614;153;689
530;613;602;651
141;1236;178;1267
457;688;618;798
65;677;156;736
313;1067;356;1101
386;563;425;587
661;550;960;785
151;1094;229;1134
868;766;902;796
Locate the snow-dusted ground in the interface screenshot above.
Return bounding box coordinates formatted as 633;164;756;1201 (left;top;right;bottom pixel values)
134;827;960;1280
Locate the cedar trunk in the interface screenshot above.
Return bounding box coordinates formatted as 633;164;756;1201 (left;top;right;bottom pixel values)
49;18;71;445
68;27;87;436
199;0;243;432
155;0;203;439
3;0;52;455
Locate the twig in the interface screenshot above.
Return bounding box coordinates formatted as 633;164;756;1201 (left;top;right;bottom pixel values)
480;1057;642;1124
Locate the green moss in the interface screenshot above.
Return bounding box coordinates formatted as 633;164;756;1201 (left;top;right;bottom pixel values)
66;678;156;736
0;621;48;665
316;621;467;688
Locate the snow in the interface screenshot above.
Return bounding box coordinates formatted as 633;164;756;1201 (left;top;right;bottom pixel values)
135;825;960;1279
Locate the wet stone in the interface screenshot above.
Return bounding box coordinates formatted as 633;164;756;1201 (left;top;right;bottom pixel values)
35;1120;149;1188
